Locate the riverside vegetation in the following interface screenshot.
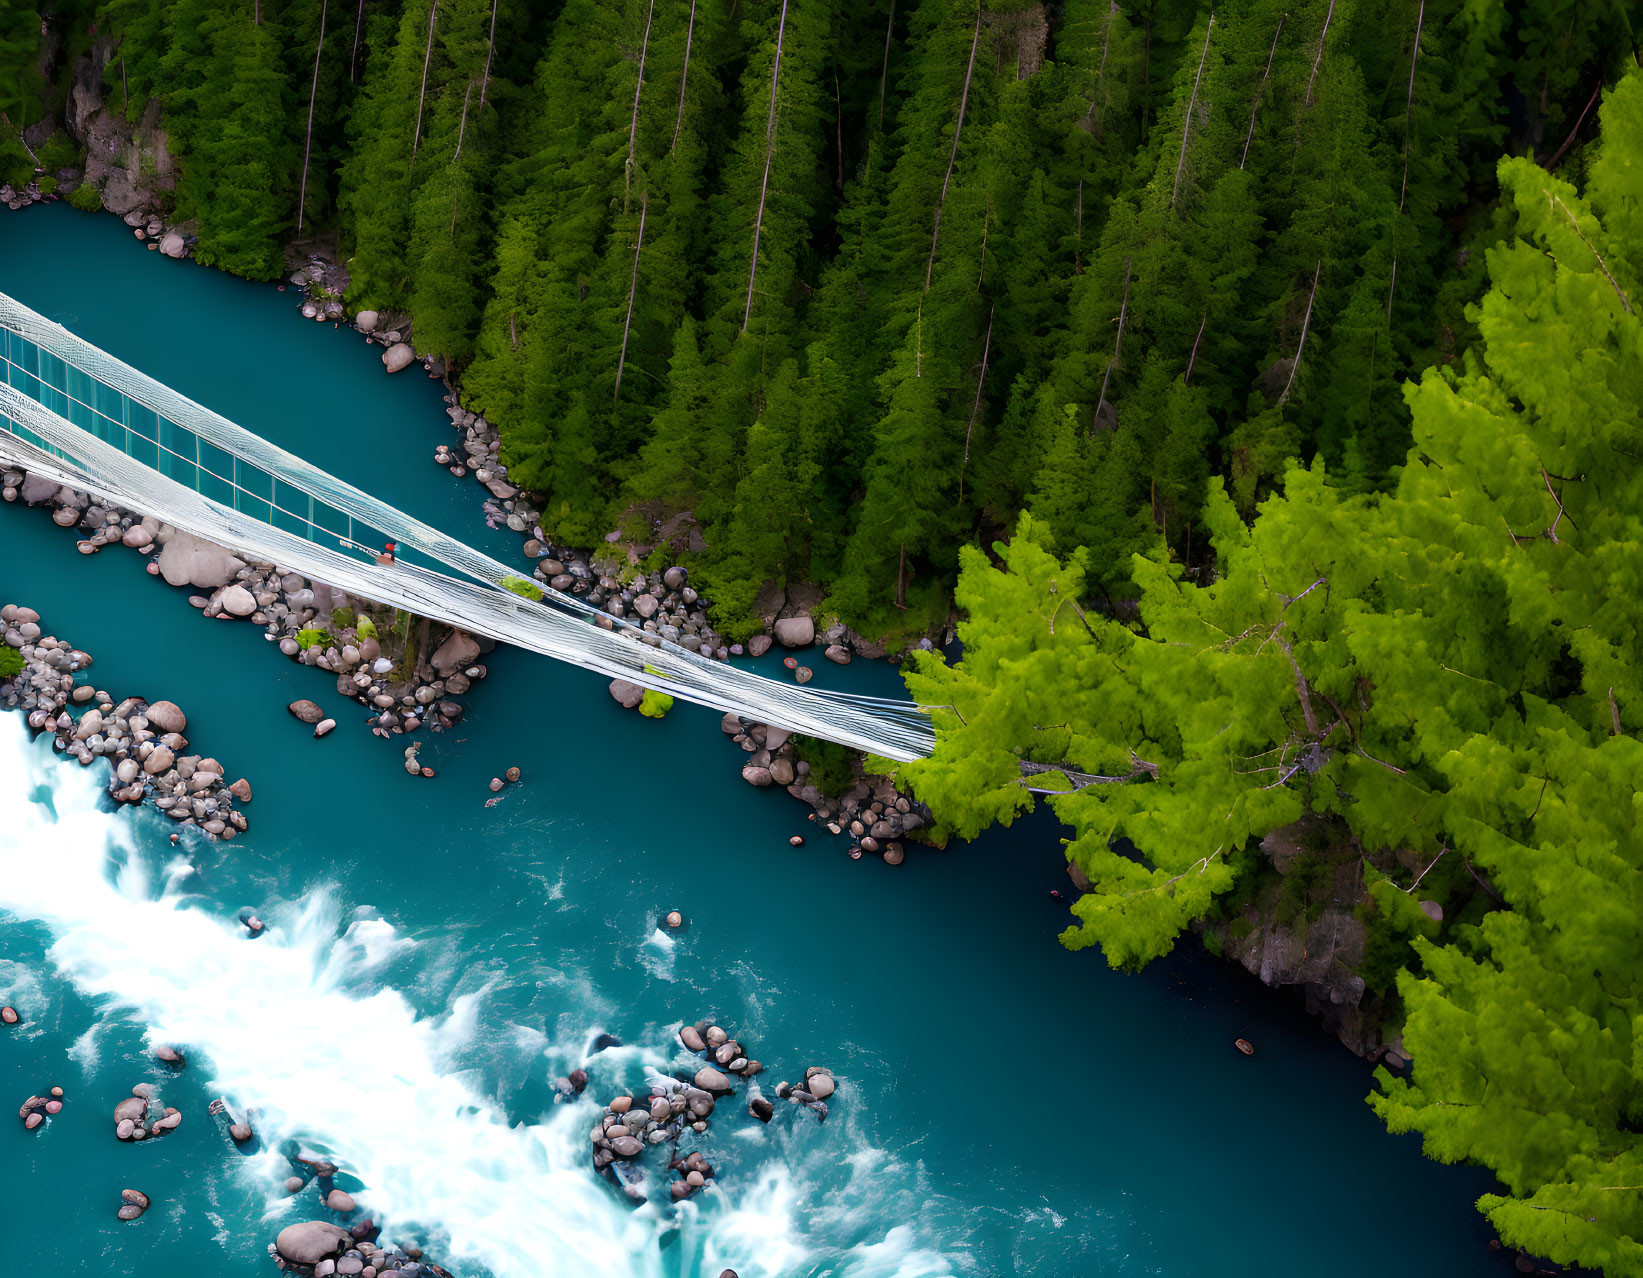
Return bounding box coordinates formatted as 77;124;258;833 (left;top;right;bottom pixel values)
4;0;1643;1272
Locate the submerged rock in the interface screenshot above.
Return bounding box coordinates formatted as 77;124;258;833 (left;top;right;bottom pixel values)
275;1221;352;1265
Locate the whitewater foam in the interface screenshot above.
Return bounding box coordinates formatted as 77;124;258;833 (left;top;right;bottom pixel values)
0;717;964;1278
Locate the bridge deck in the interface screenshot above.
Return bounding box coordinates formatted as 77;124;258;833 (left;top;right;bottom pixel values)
0;291;934;761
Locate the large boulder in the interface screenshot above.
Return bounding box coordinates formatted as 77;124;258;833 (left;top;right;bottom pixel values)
608;679;644;709
288;700;325;724
157;531;244;589
382;343;416;373
20;473;58;504
773;615;814;648
145;701;187;733
275;1221;352;1265
355;310;379;333
218;584;256;617
158;233;186;258
430;630;480;676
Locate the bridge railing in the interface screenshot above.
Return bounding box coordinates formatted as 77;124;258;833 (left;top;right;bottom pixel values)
0;292;936;761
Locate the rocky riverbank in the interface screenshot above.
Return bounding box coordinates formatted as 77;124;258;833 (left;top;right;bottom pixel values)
0;471;494;748
0;600;252;839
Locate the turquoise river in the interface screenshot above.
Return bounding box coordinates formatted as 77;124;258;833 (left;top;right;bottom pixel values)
0;206;1504;1277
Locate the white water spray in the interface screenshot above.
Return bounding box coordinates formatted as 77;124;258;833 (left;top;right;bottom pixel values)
0;718;960;1278
0;719;659;1277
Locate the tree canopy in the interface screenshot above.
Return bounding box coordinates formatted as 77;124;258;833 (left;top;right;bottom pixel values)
898;68;1643;1273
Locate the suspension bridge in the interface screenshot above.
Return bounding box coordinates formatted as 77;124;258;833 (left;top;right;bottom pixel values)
0;289;936;761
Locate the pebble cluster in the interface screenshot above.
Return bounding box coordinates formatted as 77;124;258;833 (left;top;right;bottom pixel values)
113;1082;183;1142
588;1019;836;1208
1;473;482;746
1;601;253;838
2;181;44;210
17;1084;65;1131
269;1149;455;1278
719;712;933;863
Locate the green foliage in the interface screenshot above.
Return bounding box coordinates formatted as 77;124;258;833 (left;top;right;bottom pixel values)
638;688;674;718
66;180;101;212
35;132;80;173
0;117;33;188
294;627;331;650
330;605;356;631
355;615;377;640
0;645;22;680
84;0;1636;633
903;70;1643;1273
794;734;855;798
501;574;543;601
35;174;56;195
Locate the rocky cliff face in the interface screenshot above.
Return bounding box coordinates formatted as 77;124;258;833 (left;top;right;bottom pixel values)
1198;819;1397;1059
63;38;177;217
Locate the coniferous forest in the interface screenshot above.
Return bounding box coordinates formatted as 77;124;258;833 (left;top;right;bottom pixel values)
6;0;1643;1271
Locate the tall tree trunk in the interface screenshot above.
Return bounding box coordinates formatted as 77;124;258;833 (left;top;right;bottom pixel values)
895;542;908;610
350;0;365;82
1184;308;1206;386
958;302;994;501
1388;0;1425;318
452;78;473;160
671;0;697;151
479;0;498;107
1240;14;1285;170
878;0;896;129
1092;0;1115;132
297;0;330;236
1170;15;1212;211
742;0;791;333
1399;0;1425;211
1306;0;1336;107
1094;257;1131;431
412;1;439;161
625;0;656;213
834;73;844;190
615;194;649;401
1280;262;1322;405
925;4;983;292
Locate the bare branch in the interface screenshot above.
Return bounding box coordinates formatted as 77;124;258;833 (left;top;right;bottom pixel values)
1611;686;1623;736
1549;191;1632;311
452;78;472;161
625;0;657;213
350;0;366;83
1184;308;1207;386
742;0;791;333
1171;15;1213;211
479;0;498;107
1279;260;1321;405
670;0;697;151
1399;0;1424;213
411;1;438;162
296;0;329;236
926;3;984;292
958;302;994;501
1094;256;1132;430
614;194;648;402
1239;13;1285;170
1541;80;1603;170
1306;0;1336;107
877;0;896;129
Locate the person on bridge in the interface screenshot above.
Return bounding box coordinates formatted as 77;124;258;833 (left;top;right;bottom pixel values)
376;540;397;565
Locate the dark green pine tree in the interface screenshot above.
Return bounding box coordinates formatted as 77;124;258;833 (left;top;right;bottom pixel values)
338;0;441;309
181;3;295;279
